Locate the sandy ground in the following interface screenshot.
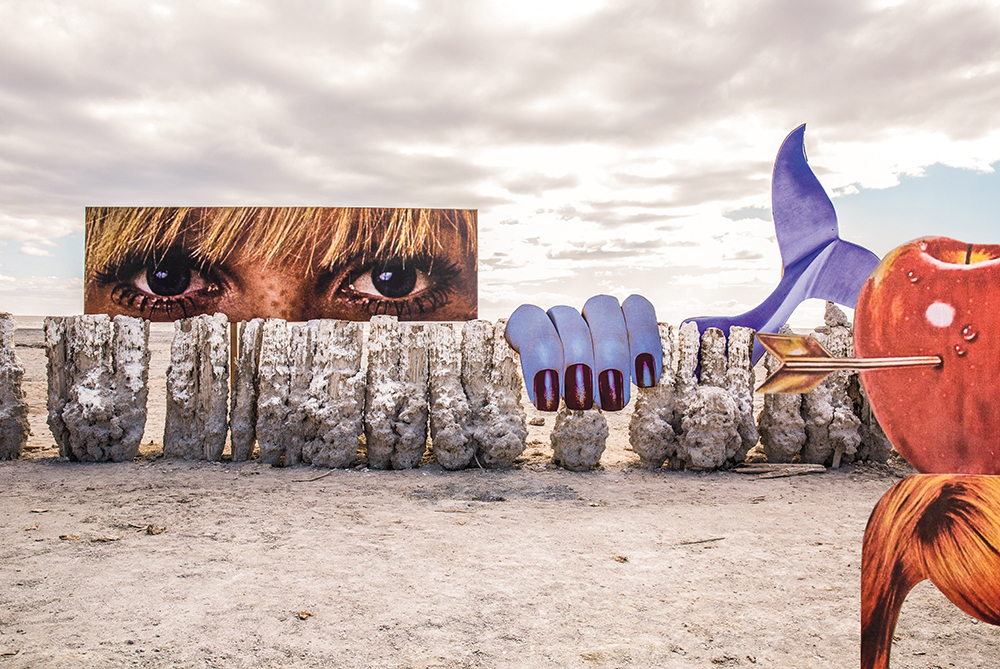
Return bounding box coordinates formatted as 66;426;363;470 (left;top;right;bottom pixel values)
2;317;999;668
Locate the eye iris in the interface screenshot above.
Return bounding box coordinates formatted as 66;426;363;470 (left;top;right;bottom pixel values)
146;263;191;296
371;262;417;298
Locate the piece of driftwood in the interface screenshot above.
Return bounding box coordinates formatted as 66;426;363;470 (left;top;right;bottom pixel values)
678;537;726;546
291;470;335;483
832;445;845;469
732;463;827;479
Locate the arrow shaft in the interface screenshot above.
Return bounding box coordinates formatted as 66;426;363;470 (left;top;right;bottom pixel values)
783;356;942;372
754;332;944;394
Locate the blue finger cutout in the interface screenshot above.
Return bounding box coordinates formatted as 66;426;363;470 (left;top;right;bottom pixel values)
547;306;596;410
582;295;630;411
505;304;563;411
621;294;661;388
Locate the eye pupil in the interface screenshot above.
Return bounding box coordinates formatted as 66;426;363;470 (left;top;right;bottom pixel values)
147;263;191;296
371;262;417;298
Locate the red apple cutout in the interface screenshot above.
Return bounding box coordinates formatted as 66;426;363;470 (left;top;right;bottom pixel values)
855;236;1000;474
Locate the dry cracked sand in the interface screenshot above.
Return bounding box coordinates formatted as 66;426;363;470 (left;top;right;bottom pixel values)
2;318;998;668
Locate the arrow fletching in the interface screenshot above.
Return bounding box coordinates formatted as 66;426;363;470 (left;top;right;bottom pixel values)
755;333;942;394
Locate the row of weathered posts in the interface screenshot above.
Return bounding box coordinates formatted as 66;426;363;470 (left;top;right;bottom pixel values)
0;304;891;470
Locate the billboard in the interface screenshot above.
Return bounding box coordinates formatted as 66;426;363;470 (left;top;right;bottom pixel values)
84;207;477;322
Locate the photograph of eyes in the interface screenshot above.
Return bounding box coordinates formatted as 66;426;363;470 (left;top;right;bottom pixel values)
84;207;478;323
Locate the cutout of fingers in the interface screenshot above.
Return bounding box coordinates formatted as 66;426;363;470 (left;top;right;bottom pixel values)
507;295;661;412
582;295;631;411
547;306;595;410
622;294;662;388
504;304;563;411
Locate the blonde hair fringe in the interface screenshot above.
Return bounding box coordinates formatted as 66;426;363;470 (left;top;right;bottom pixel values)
85;207;476;279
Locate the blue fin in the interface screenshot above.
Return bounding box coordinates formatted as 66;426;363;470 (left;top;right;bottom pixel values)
682;125;881;365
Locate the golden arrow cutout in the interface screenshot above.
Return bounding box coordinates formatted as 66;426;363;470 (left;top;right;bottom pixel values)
755;332;942;394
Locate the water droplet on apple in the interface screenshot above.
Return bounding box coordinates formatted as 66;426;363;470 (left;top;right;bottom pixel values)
907;271;920;283
961;325;978;342
954;344;968;357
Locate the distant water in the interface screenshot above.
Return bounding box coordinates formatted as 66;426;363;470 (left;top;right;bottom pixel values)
11;315;174;349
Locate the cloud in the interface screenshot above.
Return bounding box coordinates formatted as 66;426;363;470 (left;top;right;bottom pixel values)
724;206;772;222
6;0;998;212
3;0;1000;320
525;203;689;233
0;212;74;245
503;172;580;196
19;244;53;257
0;276;83;315
479;250;525;270
726;249;765;261
545;237;665;260
610;164;773;208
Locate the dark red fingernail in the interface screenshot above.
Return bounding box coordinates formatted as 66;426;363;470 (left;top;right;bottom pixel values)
564;363;593;410
635;353;656;388
533;369;559;411
598;369;625;411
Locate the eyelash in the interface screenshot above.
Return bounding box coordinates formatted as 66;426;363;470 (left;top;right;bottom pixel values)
345;284;454;318
95;251;460;319
337;256;460;318
110;286;200;319
95;254;223;320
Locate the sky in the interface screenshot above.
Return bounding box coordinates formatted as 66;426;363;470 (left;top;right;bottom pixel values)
3;0;1000;327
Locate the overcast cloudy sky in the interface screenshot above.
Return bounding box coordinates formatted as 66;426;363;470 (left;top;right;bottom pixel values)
3;0;1000;326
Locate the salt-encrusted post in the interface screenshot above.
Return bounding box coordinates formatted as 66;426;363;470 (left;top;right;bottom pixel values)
256;319;293;465
674;321;701;399
461;319;527;468
248;319;366;467
396;324;430;468
755;303;893;467
856;384;894;464
230;319;263;462
757;324;806;462
801;304;861;467
164;313;230;460
44;314;149;462
0;314;29;459
364;317;430;469
672;323;743;470
698;327;728;389
113;316;150;458
44;316;70;450
285;323;313;465
628;323;679;469
459;319;491;466
727;326;759;456
426;322;474;470
364;316;399;469
756;303;892;466
290;319;365;468
550;406;609;471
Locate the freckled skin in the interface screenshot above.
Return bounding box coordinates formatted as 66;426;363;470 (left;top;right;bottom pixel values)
85;221;478;323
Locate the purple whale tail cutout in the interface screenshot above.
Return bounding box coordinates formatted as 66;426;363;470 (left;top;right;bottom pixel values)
682;124;880;364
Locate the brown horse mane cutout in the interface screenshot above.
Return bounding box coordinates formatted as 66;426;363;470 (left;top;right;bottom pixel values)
862;475;1000;669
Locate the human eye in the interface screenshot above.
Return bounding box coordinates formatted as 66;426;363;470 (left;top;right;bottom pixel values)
350;259;429;298
336;256;460;318
93;249;226;320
